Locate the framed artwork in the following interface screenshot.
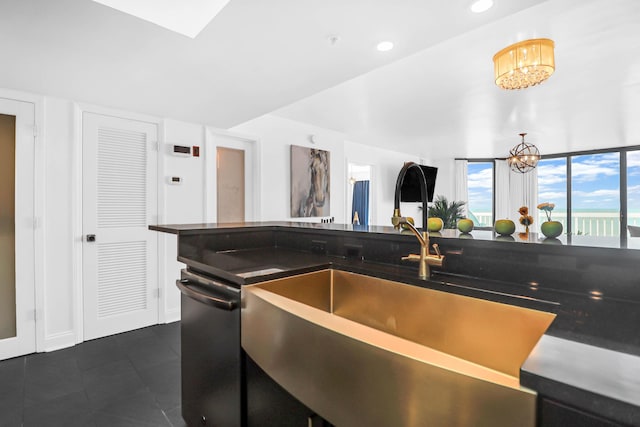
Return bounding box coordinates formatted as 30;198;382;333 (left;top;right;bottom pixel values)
290;145;330;217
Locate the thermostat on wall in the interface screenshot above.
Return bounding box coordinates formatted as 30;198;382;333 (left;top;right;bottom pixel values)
173;145;191;156
167;176;182;185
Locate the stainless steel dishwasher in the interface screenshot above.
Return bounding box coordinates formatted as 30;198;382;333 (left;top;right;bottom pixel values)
177;269;243;427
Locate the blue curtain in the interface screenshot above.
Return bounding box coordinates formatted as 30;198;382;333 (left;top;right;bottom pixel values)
351;180;370;226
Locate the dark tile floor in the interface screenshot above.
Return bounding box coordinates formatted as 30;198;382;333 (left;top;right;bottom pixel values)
0;322;187;427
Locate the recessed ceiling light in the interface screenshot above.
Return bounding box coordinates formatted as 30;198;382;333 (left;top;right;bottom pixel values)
376;41;394;52
92;0;231;38
470;0;494;13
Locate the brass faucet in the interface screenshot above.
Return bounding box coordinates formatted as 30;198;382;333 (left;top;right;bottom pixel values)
398;217;444;279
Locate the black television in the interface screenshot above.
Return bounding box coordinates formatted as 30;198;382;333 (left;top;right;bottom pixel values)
400;165;437;202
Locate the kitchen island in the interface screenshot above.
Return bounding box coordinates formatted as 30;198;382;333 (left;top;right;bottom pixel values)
152;221;640;426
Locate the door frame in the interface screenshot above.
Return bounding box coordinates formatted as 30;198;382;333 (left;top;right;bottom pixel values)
0;88;45;354
204;127;261;222
72;103;163;343
345;159;376;226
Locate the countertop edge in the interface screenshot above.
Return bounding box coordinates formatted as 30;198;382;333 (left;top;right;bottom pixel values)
521;335;640;425
148;222;640;254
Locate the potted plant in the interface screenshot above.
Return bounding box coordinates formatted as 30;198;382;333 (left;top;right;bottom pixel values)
538;202;563;238
427;196;466;230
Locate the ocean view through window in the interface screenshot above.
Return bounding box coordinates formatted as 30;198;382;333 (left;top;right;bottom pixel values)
536;148;640;241
467;161;493;227
537;157;567;231
462;147;640;243
572;153;620;237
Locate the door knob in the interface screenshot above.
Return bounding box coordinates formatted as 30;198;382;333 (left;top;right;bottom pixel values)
86;234;96;242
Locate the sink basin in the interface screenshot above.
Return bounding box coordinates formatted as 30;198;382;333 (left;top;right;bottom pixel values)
242;269;555;427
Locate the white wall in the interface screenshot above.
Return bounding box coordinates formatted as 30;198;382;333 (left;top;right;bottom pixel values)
430;157;456;201
159;119;207;323
28;93;213;350
158;122;261;322
343;140;422;227
5;87;435;353
36;95;267;351
232;115;427;227
162;119;206;223
42;97;77;348
232;115;347;223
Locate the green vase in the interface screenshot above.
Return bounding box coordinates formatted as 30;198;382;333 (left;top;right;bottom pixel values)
541;221;563;238
427;217;444;232
457;218;474;233
494;219;515;236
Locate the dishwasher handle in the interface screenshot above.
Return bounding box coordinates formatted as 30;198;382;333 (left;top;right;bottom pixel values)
176;279;238;311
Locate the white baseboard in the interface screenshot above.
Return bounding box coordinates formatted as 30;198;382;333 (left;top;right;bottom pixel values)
41;315;180;353
42;330;77;352
163;308;181;324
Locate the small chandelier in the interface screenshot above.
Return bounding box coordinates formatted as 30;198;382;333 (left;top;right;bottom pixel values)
508;133;540;173
493;38;555;90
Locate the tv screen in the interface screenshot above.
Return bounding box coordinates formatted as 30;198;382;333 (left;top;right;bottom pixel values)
400;165;437;202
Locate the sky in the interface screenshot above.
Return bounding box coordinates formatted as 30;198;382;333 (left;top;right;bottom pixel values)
467;150;640;219
467;162;493;213
538;151;640;212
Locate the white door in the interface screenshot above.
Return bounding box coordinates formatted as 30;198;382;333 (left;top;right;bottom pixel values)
0;98;36;360
82;112;158;340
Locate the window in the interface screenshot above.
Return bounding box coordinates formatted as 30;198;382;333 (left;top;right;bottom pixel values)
627;150;640;234
536;147;640;246
571;153;620;237
537;157;567;229
467;161;494;227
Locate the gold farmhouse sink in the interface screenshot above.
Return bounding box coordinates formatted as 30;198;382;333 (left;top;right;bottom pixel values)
241;269;555;427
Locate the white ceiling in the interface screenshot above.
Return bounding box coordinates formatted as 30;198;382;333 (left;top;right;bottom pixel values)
274;0;640;159
1;0;639;159
90;0;232;38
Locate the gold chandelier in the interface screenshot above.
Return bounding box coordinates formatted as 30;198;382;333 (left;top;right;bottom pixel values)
493;38;555;90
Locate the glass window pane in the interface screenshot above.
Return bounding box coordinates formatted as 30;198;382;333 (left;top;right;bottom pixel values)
571;153;620;237
537;158;567;231
467;162;493;227
0;114;16;340
627;150;640;236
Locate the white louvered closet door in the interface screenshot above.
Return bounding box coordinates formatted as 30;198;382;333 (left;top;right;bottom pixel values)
82;112;158;340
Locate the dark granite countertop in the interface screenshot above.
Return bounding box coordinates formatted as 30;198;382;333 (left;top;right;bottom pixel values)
150;221;640;251
181;245;560;313
522;335;640;425
152;221;640;425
